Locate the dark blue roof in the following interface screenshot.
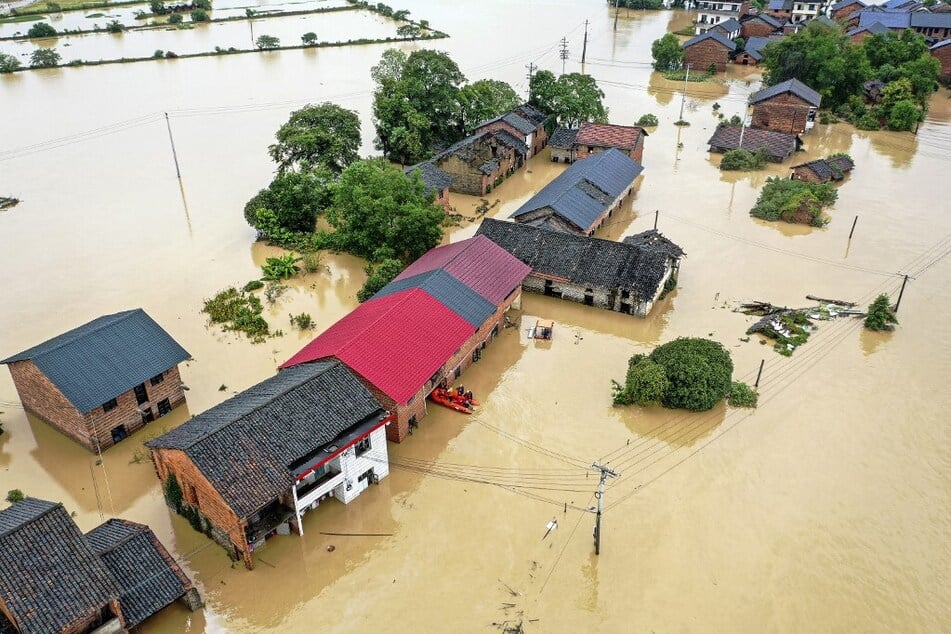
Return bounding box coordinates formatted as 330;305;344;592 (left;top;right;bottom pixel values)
743;36;782;60
1;309;190;413
683;31;738;51
511;148;643;233
751;78;822;106
713;18;742;33
767;0;793;10
374;269;495;328
858;10;910;28
911;12;951;28
831;0;865;10
848;21;891;35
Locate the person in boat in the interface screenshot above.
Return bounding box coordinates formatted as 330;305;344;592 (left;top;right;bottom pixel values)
457;385;465;396
463;399;472;409
465;390;474;401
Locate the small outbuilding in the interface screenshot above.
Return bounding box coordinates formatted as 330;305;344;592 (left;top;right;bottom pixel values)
831;0;867;23
682;31;737;73
548;121;647;164
741;13;784;38
846;20;890;42
474;103;550;157
790;155;855;183
0;309;190;452
931;39;951;81
548;127;580;163
707;125;802;162
406;161;453;209
734;35;782;65
750;78;822;134
0;498;200;633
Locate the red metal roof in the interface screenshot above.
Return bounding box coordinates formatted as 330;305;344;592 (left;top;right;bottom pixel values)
281;289;475;405
574;122;646;151
395;235;531;306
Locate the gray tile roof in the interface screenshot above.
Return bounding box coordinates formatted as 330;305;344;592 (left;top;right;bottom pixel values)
0;499;119;634
622;229;686;259
742;36;782;60
858;9;911;28
831;0;866;10
373;269;495;328
746;13;784;28
848;21;891;35
491;129;530;155
405;161;452;194
707;125;800;161
683;31;738;51
910;12;951;28
476;219;682;302
768;0;793;10
549;127;579;149
793;156;855;180
807;15;839;28
750;78;822;107
510;149;643;234
712;17;742;33
477;108;539;136
86;519;193;628
513;103;548;126
0;309;190;414
147;362;385;519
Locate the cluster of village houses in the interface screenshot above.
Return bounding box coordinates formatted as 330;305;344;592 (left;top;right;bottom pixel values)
688;0;951;172
0;102;696;631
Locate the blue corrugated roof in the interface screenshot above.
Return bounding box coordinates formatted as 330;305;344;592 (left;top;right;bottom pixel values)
373;269;495;328
858;10;910;28
1;309;190;413
511;148;644;233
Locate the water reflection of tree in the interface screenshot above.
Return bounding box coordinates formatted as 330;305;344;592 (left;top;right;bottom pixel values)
860;328;890;356
856;128;918;169
616;399;727;448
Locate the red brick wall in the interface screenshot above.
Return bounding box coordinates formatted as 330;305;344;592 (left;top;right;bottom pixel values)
684;39;731;73
151;447;253;569
932;46;951;81
741;20;776;38
573;133;644;164
735;51;760;66
6;360;91;449
832;4;863;21
751;93;815;134
791;166;823;183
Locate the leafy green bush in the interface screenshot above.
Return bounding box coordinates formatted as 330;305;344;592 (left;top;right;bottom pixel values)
163;473;183;511
289;312;314;330
636;113;659;127
728;381;758;408
0;54;21;74
242;280;264;292
750;177;837;227
854;113;881;130
720;148;767;171
865;293;897;331
30;48;60;68
167;13;182;24
202;287;271;342
190;8;209;22
105;20;124;33
301;252;324;273
357;258;404;302
261;253;301;280
153;49;164;57
27;22;56;38
612;356;670;406
6;489;25;504
650;338;733;411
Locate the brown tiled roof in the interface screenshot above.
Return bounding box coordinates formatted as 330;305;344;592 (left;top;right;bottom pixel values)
707;125;800;161
574;122;646;151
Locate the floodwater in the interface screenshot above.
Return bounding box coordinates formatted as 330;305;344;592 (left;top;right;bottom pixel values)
1;1;950;632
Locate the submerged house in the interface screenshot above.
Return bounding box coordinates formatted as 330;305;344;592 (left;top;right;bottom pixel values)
405;161;453;209
707;125;802;162
282;236;530;442
474;103;549;157
510;148;644;236
750;78;822;134
476;218;684;318
0;498;201;633
740;13;784;38
0;309;190;452
734;35;782;65
147;361;391;570
431;129;528;196
682;32;737;73
791;155;855;182
549;121;648;164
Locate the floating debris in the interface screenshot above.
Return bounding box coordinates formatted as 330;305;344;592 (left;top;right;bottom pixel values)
738;296;864;356
0;197;20;211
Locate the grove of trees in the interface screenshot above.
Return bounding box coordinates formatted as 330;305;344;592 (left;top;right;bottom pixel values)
528;70;608;128
268;103;361;174
651;33;683;71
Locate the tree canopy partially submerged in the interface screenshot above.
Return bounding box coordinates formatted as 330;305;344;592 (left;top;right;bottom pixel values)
750;177;837;227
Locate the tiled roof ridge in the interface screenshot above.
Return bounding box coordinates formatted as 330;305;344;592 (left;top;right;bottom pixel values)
86;519;148;554
1;309;138;364
0;498;61;538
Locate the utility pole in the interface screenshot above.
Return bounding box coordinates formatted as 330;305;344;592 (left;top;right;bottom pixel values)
894;274;909;312
678;64;691;122
559;37;569;75
738;103;749;149
653;209;659;230
164;112;181;178
581;20;589;66
590;462;619;555
525;62;537;101
614;0;621;31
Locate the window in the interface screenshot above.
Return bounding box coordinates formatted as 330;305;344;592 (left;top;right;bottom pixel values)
354;436;371;456
102;398;118;413
133;383;149;406
110;425;127;444
358;468;374;483
150;372;165;386
157;398;172;416
141;408;154;424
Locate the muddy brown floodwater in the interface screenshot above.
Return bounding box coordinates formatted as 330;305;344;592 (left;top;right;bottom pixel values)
1;1;950;632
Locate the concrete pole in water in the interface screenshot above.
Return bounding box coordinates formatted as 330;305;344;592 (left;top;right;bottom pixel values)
679;65;691;122
754;359;765;388
848;215;858;240
164;112;181;179
654;209;659;230
894;274;910;312
591;462;619;555
614;0;620;31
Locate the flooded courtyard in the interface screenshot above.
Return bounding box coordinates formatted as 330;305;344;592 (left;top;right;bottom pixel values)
1;0;950;631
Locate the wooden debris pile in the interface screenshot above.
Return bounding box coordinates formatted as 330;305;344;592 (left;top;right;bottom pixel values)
737;296;864;356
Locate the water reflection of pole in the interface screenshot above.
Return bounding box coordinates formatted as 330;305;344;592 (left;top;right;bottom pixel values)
179;178;194;236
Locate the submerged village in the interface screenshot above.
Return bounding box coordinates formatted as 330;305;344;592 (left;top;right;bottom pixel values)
1;0;950;632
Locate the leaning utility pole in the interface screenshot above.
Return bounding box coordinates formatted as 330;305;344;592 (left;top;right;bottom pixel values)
581;20;589;66
525;62;537;100
590;462;619;555
164;112;181;178
678;64;691;122
559;37;569;74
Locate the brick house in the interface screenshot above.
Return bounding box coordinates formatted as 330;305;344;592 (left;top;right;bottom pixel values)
548;127;580;163
831;0;867;23
282;236;530;442
548;122;647;164
0;498;201;633
703;17;742;39
431;129;528;196
682;32;737;73
912;12;951;39
511;148;644;236
707;125;802;162
740;13;784;38
695;0;750;35
766;0;794;21
791;155;855;183
1;309;189;453
477;219;684;318
750;78;822;134
147;361;391;570
931;40;951;82
847;21;890;43
474;103;549;157
734;35;782;65
406;161;452;209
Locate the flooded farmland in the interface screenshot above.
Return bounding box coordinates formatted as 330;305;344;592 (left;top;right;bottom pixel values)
1;0;950;631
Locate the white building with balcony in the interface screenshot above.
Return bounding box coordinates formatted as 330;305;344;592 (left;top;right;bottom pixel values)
695;0;750;34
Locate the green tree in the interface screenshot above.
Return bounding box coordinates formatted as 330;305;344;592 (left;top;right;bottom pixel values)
27;22;57;38
6;489;25;504
30;48;60;68
194;0;212;9
865;294;898;331
150;0;166;14
371;48;466;163
612;356;670;406
458;78;521;132
651;33;683;71
268;103;361;174
190;8;209;22
301;31;317;45
886;100;921;131
761;23;870;108
255;34;280;49
728;381;758;408
0;53;21;73
244;169;333;233
357;258;405;302
105;20;124;33
168;13;182;24
328;158;444;263
530;71;607;128
649;338;733;411
396;24;421;39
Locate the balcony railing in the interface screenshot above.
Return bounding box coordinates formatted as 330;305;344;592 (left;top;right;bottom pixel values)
295;471;345;509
